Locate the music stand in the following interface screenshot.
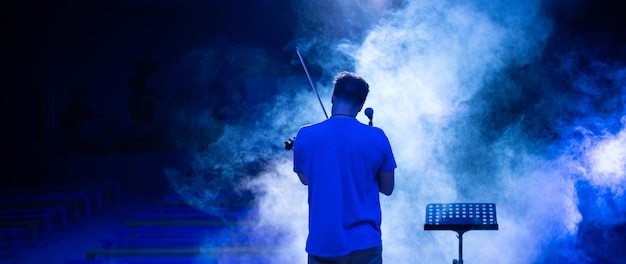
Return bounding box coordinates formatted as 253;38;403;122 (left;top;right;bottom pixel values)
424;203;498;264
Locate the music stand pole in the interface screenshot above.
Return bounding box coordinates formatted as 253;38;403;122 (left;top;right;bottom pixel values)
453;230;467;264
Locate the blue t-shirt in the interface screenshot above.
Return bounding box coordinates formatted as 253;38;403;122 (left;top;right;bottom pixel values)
293;116;397;257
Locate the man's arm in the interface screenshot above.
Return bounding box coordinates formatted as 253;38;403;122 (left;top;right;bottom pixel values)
297;173;308;185
377;170;394;196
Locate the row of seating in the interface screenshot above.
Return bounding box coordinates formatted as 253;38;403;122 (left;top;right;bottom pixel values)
0;181;120;259
64;192;271;263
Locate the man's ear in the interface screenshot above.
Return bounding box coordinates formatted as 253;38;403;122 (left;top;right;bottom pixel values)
357;102;365;113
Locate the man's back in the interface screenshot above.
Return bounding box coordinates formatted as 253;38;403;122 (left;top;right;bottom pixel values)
293;116;396;257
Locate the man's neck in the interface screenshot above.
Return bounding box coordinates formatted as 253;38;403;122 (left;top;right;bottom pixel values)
332;113;355;118
331;102;358;118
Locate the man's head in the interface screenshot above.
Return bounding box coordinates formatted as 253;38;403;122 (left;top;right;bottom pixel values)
332;72;369;109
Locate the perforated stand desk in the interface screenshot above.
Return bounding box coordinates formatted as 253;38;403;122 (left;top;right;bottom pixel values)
424;203;498;264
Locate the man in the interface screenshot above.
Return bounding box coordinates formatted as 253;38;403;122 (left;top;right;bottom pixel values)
293;71;397;264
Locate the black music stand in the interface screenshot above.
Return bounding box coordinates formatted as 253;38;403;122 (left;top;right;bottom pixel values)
424;203;498;264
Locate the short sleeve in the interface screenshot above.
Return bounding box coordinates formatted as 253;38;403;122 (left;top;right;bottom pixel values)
379;132;397;172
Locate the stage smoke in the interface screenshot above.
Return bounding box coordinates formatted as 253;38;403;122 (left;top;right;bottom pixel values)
166;0;626;263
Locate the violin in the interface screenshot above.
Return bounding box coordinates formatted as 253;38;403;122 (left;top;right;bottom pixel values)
285;48;374;150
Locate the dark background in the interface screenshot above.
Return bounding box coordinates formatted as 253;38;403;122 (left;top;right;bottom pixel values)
1;0;298;191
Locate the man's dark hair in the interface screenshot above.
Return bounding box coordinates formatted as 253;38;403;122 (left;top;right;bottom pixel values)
332;71;369;106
